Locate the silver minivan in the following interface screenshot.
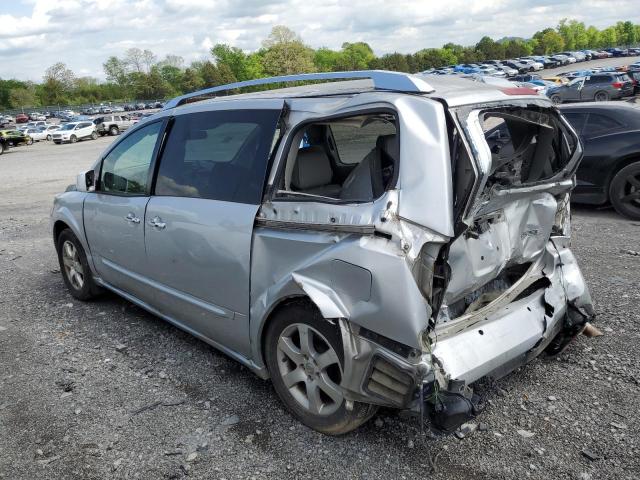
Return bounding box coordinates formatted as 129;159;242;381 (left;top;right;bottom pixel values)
51;71;594;434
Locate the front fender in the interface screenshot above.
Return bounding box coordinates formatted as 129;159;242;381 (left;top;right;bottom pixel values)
51;191;95;272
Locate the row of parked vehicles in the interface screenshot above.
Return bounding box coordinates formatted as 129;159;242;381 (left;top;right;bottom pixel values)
425;47;640;78
0;113;158;155
0;102;163;125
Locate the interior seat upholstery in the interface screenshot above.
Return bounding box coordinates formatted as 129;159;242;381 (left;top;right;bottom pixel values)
340;134;398;201
291;146;341;197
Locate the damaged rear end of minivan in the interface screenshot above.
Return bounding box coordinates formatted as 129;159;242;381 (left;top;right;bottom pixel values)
418;97;595;431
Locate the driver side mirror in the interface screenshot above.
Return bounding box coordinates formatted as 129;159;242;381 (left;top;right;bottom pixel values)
76;169;95;192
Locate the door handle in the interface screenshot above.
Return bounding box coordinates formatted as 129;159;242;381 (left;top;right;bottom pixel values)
125;213;140;224
148;216;166;229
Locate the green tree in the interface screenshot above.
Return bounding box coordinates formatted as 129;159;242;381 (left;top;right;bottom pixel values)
622;21;637;47
533;28;565;54
586;26;601;48
261;26;315;76
181;67;204;93
601;27;618;47
41;62;75;105
9;86;38;109
371;53;409;72
212;44;253;81
557;18;576;50
413;48;458;70
335;42;375;70
314;47;341;71
475;36;505;60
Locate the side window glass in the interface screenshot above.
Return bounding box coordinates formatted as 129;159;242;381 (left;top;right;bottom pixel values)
155;109;281;204
276;112;398;202
584;114;621;135
100;122;162;195
562;112;588;133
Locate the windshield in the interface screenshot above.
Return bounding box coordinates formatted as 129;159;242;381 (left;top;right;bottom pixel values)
60;124;76;131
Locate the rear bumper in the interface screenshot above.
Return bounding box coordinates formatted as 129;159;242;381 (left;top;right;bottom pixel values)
337;237;593;429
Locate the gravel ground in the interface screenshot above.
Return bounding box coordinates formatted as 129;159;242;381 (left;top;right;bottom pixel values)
0;134;639;480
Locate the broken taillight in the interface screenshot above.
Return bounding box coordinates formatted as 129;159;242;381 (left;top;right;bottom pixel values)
612;81;624;89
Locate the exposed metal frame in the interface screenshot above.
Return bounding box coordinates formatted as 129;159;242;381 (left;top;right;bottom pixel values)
163;70;435;109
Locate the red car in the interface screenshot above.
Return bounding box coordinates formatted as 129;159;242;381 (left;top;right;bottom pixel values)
15;114;29;123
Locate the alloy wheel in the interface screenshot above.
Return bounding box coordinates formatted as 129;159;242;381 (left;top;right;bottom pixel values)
276;323;344;416
619;172;640;210
62;240;84;290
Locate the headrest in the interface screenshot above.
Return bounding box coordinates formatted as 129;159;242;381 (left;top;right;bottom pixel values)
376;134;399;162
291;146;333;190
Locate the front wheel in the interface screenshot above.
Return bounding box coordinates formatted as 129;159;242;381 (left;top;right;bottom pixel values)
609;162;640;220
26;138;33;145
264;302;377;435
109;126;119;136
70;135;77;143
91;131;98;140
56;229;103;300
46;134;52;141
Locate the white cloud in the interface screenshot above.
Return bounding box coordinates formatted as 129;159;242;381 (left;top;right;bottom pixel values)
1;0;639;81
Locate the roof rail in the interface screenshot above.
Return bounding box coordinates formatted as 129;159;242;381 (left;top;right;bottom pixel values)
163;70;435;109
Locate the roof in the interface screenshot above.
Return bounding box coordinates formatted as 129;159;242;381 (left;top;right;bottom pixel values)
558;101;640;110
166;70;547;112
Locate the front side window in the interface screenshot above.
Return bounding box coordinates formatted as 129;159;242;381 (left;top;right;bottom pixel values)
154;109;281;204
100;122;162;195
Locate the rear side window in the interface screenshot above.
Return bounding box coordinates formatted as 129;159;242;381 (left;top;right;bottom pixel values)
583;113;622;135
331;120;396;165
586;75;609;84
154;109;281;204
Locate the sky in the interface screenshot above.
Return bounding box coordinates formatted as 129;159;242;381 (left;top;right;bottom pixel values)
1;0;639;82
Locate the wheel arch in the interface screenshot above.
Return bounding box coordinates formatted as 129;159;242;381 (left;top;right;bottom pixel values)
256;295;333;377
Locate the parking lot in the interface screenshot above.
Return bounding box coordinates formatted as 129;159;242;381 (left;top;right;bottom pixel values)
0;132;638;480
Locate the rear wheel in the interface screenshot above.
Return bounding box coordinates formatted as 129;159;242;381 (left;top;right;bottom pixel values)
109;126;119;136
56;229;102;300
550;94;562;105
609;162;640;220
46;134;52;141
70;135;77;143
26;138;33;145
264;302;377;435
91;131;98;140
594;91;609;102
0;142;5;155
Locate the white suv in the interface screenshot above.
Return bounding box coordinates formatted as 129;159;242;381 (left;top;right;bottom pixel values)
52;122;98;144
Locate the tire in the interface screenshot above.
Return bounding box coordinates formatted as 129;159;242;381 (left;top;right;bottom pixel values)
264;302;377;435
91;131;98;140
70;135;77;144
609;162;640;220
550;94;562;105
594;91;609;102
26;138;33;145
56;229;102;301
109;126;119;136
46;134;52;141
0;142;5;155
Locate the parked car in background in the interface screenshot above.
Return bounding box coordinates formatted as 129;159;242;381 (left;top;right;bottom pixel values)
93;115;133;136
550;54;570;65
24;128;48;142
605;48;628;57
543;76;570;85
495;64;518;77
502;60;529;73
43;125;62;140
52;122;98;144
511;73;541;83
547;73;634;104
625;70;640;94
560;102;640;219
15;114;29;124
0;129;32;146
50;70;594;435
